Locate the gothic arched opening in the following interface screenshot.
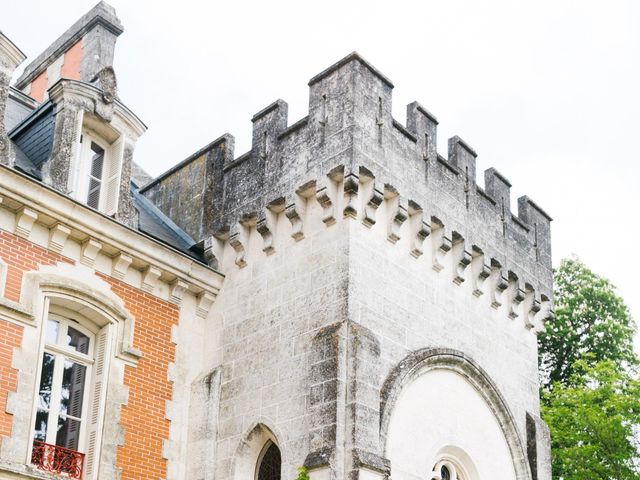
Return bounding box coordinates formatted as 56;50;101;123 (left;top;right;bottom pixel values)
256;442;281;480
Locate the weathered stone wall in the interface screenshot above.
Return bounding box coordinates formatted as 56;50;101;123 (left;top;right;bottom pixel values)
206;201;350;479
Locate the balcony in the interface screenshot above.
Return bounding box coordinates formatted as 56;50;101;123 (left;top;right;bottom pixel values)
31;440;85;479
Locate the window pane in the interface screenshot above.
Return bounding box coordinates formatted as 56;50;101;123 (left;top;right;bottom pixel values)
90;142;105;178
257;443;281;480
37;353;55;410
66;326;90;354
45;319;59;344
56;415;82;451
87;178;101;208
33;409;49;441
59;360;86;419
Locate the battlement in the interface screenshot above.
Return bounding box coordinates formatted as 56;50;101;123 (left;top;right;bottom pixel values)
142;52;553;321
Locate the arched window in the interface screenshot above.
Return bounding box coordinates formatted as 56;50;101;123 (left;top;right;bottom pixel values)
30;302;112;480
431;459;466;480
256;442;281;480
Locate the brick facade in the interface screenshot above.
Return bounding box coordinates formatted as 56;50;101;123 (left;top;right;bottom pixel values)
103;276;179;480
0;228;180;479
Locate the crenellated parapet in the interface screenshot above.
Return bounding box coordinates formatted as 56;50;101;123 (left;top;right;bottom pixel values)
141;52;553;328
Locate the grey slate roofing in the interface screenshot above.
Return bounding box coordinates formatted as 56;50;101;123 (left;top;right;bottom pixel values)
9;101;55;169
3;94;203;263
131;185;203;261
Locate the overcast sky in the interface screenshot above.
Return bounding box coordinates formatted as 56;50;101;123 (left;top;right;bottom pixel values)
4;0;640;335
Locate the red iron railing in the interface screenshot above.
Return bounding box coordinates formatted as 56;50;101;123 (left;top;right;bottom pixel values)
31;440;84;479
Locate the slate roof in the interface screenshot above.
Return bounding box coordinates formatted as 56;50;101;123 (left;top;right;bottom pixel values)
4;94;204;264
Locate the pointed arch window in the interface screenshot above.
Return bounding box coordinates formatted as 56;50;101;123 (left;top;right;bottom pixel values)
256;442;281;480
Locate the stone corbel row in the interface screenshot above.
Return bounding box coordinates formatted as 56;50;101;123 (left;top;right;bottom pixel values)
9;209;216;316
212;166;552;331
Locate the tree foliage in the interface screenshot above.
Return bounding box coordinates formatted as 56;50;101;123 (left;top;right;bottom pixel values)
542;360;640;480
539;257;640;479
539;258;636;389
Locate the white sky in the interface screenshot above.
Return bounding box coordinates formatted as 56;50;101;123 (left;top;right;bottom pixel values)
4;0;640;337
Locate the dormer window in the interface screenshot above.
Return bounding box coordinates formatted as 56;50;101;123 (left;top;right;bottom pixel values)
69;113;125;216
85;140;105;209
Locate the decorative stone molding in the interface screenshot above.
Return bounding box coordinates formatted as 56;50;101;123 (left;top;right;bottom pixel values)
80;238;102;267
285;204;304;241
48;223;71;253
315;186;335;226
141;265;161;293
343;175;358;219
256;215;275;255
362;179;383;228
169;279;189;305
196;291;216;318
228;232;247;268
14;207;38;239
470;248;491;297
430;219;452;272
489;264;509;309
111;252;133;280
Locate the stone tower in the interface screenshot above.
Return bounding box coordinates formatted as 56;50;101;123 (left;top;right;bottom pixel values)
142;52;553;480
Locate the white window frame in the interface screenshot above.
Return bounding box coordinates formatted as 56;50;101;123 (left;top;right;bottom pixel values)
28;298;114;480
76;131;111;211
33;313;95;449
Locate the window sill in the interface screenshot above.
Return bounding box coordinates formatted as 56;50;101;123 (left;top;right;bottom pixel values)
0;460;76;480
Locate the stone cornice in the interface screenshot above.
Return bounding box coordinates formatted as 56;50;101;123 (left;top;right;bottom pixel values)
0;33;26;73
0;166;224;298
48;79;147;139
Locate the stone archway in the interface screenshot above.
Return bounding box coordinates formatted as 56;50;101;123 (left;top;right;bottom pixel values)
379;348;532;480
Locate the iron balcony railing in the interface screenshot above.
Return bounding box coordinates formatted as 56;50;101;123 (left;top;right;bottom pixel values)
31;440;85;479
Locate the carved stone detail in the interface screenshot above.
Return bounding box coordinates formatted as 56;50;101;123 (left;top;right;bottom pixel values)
256;215;275;255
111;252;133;280
343;175;359;219
431;220;452;272
363;186;383;228
169;279;189;305
316;187;335;226
229;233;247;268
80;238;102;267
410;222;431;258
471;248;491;297
14;207;38;239
141;265;162;293
196;292;216;318
489;262;509;309
285;204;304;241
48;223;71;254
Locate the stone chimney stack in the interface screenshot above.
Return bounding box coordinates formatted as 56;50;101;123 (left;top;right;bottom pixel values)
13;1;123;103
0;32;26;166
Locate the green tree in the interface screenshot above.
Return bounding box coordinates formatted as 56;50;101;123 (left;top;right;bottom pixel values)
542;360;640;480
539;258;637;389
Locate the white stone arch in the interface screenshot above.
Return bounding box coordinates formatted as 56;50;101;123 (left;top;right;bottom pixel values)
232;420;285;480
1;263;139;480
379;348;532;480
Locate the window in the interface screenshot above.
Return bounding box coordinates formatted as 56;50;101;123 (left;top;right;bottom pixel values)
31;311;110;479
72;127;123;216
431;460;464;480
256;442;281;480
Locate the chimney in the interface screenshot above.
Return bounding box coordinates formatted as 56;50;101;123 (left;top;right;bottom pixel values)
14;1;123;103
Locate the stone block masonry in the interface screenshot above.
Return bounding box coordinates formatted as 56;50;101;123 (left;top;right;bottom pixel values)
142;51;554;480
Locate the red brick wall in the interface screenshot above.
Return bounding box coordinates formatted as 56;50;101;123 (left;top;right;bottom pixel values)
0;231;71;443
0;230;179;480
101;276;179;480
